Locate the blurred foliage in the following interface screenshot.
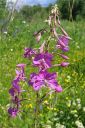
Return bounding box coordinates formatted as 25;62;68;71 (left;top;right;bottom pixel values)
0;1;85;127
57;0;85;20
19;0;85;21
0;0;85;24
19;4;52;21
0;0;7;18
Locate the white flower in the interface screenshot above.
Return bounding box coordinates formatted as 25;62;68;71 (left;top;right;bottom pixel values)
3;31;7;34
74;114;78;118
45;125;51;128
10;49;13;52
76;98;81;104
83;107;85;112
56;123;66;128
22;21;26;24
60;111;64;114
73;101;76;106
67;75;71;80
77;46;80;49
77;104;81;109
75;120;84;128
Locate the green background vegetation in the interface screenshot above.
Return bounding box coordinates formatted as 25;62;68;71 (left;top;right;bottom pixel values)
0;0;85;127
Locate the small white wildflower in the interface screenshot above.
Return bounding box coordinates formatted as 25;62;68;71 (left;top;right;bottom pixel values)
76;98;81;104
10;49;13;52
77;46;80;49
77;104;81;109
67;75;71;80
3;31;7;34
56;123;66;128
60;111;64;114
73;101;76;106
75;120;84;128
45;125;51;128
22;21;26;24
70;110;77;114
83;107;85;112
74;114;78;118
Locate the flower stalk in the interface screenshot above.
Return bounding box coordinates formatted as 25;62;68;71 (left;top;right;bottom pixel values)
8;5;71;127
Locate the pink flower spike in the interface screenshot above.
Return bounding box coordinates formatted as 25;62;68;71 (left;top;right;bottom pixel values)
61;62;69;67
39;41;46;53
24;48;36;58
60;54;69;60
34;32;41;42
8;107;18;117
55;85;63;92
16;64;26;68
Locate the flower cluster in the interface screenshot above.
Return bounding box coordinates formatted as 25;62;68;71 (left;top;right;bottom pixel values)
29;71;62;92
8;64;26;117
8;5;71;117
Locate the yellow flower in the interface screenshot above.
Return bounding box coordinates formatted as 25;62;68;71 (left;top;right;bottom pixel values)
66;97;69;100
65;79;69;83
53;108;57;111
26;104;32;108
67;103;71;108
44;100;48;104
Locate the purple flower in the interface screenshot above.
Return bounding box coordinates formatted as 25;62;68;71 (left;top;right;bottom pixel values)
8;107;18;117
33;53;53;71
29;71;62;92
59;54;69;60
24;48;36;58
61;62;69;67
16;64;26;68
15;69;26;81
34;31;42;42
56;35;69;52
9;87;16;96
34;29;46;42
12;77;21;92
29;73;44;91
16;63;26;81
41;71;62;92
55;85;63;92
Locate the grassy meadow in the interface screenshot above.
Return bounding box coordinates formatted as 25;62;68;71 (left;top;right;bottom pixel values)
0;16;85;128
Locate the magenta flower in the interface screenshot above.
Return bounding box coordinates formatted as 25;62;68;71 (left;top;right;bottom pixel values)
9;87;16;96
16;64;26;68
16;63;26;81
33;53;53;71
12;77;21;92
34;29;46;42
29;71;62;92
24;48;36;58
9;88;20;104
56;35;69;52
59;54;69;60
41;71;62;92
8;107;18;117
29;73;44;91
34;31;41;42
61;62;69;67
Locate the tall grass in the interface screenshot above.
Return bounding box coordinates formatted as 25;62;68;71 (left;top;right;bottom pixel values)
0;18;85;127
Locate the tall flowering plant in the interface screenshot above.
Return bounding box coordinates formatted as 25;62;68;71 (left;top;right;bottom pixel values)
8;5;71;126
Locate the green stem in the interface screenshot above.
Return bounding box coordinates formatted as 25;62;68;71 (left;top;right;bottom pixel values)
34;92;39;128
